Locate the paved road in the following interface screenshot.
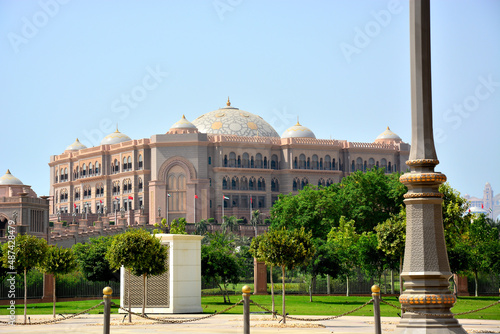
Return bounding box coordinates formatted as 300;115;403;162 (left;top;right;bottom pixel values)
1;314;500;333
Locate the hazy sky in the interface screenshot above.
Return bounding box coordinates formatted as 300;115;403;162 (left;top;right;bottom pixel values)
1;0;499;198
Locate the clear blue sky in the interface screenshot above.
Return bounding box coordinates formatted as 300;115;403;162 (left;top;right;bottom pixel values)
1;0;499;199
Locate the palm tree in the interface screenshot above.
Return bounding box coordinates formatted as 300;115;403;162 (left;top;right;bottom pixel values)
250;210;261;237
195;219;208;235
221;215;237;234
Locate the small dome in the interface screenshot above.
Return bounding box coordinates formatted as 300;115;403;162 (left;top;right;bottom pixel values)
65;138;87;151
101;128;132;145
375;126;402;144
281;121;316;139
191;98;280;137
0;170;23;185
170;115;198;130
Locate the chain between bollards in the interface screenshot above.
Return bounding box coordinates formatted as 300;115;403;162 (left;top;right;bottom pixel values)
242;285;251;334
103;286;112;334
372;285;381;334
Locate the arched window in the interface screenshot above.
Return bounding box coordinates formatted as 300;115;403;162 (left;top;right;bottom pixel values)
258;177;266;191
293;178;300;191
95;162;99;175
123;157;127;171
326;178;334;187
332;158;336;170
368;158;375;170
231;176;239;190
113;159;119;174
356;157;363;171
112;181;120;195
223;155;228;167
325;155;331;170
380;158;387;171
319;158;323;170
237;155;241;168
127;156;132;170
318;178;325;187
222;176;229;190
312;155;318;170
55;170;59;183
138;178;143;192
123;179;132;193
364;160;367;172
256;153;262;168
75;166;79;179
307;157;311;169
138;155;143;169
75;188;80;200
240;176;248;190
64;168;68;181
271;178;279;192
301;178;309;190
376;161;379;168
89;162;93;176
299;154;306;169
294;157;298;169
242;153;249;168
271;154;279;170
249;177;256;191
263;157;268;169
351;160;355;172
96;183;104;197
229;152;236;167
250;156;254;168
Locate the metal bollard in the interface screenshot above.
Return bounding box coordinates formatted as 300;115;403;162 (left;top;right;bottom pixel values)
372;285;381;334
103;286;113;334
242;285;251;334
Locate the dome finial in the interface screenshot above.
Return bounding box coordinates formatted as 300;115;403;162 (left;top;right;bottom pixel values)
296;116;301;126
227;97;231;106
182;114;186;119
387;126;390;130
115;124;119;133
6;169;11;174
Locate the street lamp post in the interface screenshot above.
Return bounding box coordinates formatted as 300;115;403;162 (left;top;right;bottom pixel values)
396;1;466;333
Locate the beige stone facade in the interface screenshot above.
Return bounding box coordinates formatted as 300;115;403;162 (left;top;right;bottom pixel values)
49;101;410;226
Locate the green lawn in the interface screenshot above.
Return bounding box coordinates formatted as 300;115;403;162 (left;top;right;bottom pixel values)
1;295;498;320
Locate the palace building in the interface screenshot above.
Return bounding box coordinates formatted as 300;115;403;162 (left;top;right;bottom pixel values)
49;99;410;226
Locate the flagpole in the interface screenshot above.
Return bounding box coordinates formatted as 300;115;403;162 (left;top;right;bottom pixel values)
222;194;224;225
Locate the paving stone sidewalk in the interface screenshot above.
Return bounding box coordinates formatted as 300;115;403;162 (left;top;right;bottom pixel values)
1;314;500;333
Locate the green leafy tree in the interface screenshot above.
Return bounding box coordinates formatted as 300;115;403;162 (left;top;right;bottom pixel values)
194;219;208;235
170;218;187;234
256;227;315;324
153;218;169;234
299;238;341;302
336;169;406;233
201;232;242;303
250;234;276;314
270;186;340;239
327;216;359;296
106;229;169;315
357;232;389;286
0;244;10;282
41;246;77;318
374;208;406;293
1;234;48;324
72;236;118;282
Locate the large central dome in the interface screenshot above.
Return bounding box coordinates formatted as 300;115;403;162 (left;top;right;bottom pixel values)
192;99;280;137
